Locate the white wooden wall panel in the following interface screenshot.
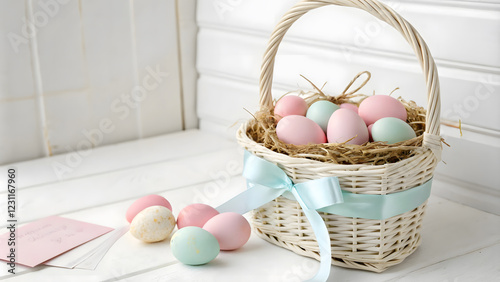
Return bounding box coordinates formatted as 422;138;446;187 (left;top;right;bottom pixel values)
44;90;93;153
0;0;196;164
0;0;45;163
198;0;500;68
133;0;183;137
197;74;259;126
0;1;36;100
437;135;499;193
0;100;45;163
35;0;87;94
177;0;199;130
35;1;91;154
196;0;500;214
80;0;141;148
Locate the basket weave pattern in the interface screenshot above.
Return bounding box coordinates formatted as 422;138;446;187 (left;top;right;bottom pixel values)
254;198;426;272
236;0;442;273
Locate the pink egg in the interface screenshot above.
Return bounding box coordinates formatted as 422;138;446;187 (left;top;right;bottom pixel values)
327;109;369;145
177;204;219;229
274;95;307;121
358;95;407;125
203;212;251;251
276;115;326;145
340;103;359;113
126;195;172;223
368;124;374;141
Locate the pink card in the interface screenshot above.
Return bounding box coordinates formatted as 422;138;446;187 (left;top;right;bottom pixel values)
0;216;113;267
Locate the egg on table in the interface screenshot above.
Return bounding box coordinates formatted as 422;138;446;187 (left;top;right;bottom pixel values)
327;109;369;145
130;206;176;243
171;226;220;265
126;194;172;223
306;100;340;132
177;203;219;229
276;115;326;145
203;212;251;251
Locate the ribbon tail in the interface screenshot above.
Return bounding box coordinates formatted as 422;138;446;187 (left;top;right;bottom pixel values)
292;189;332;282
216;182;285;214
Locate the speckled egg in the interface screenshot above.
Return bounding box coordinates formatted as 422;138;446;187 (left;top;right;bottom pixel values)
171;226;220;265
130;206;176;243
306;100;340;132
371;117;416;144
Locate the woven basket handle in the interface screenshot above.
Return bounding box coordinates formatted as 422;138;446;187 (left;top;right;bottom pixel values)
259;0;441;138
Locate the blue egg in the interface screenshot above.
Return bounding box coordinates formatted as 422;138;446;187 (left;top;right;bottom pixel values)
306;100;340;132
371;117;416;144
170;226;220;266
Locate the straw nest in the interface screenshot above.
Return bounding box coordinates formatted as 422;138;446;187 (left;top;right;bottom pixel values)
245;72;427;165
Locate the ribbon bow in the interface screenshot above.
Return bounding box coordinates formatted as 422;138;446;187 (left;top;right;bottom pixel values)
217;151;343;282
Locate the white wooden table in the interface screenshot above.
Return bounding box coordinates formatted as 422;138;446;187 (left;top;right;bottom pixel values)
1;130;499;282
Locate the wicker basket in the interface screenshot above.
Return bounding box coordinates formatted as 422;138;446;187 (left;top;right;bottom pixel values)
236;0;442;273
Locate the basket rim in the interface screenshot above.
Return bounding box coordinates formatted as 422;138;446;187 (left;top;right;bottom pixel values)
237;120;434;170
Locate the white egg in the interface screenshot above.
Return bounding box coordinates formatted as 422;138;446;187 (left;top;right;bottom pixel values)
130;205;176;243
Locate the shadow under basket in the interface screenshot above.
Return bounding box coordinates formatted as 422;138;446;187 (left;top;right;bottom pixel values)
236;0;443;273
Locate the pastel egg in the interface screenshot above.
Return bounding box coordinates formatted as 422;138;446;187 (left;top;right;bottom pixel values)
358;95;407;126
340;103;359;113
368;124;374;141
371;117;416;144
126;195;172;223
130;206;176;243
306;100;340;132
171;226;220;265
327;109;369;145
276;115;326;145
203;212;251;251
274;95;308;121
177;203;219;229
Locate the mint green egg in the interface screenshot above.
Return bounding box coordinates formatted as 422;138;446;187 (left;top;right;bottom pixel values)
170;226;220;265
306;100;340;132
371;117;416;144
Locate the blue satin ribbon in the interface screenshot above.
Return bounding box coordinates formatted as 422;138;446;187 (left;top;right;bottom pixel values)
216;151;432;282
